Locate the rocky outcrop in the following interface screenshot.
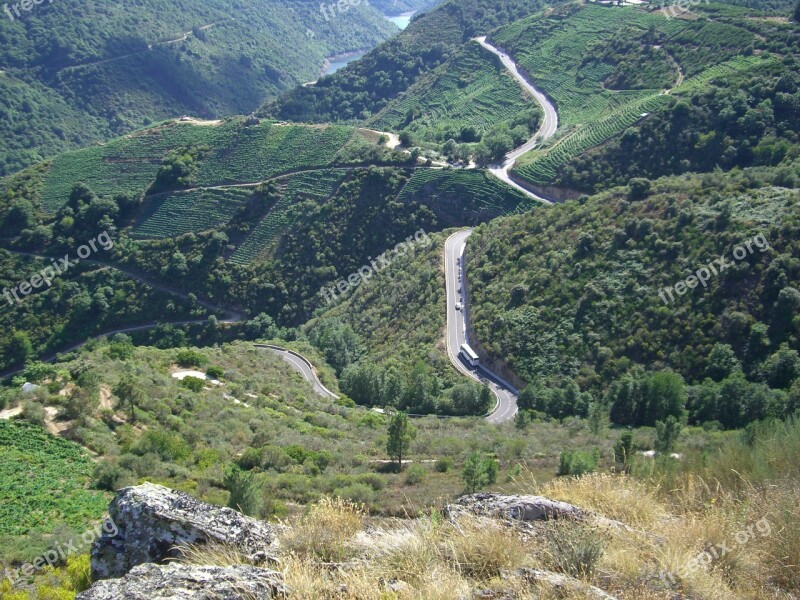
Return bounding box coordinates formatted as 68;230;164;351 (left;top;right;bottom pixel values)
90;482;276;580
447;492;587;522
517;568;619;599
77;563;285;599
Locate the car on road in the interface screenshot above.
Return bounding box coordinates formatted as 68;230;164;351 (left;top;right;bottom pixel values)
455;302;462;310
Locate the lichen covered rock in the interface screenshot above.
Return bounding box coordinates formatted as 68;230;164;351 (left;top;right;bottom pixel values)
90;482;275;580
77;563;285;599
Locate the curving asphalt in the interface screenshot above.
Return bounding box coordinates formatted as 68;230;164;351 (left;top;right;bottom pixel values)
444;230;519;423
473;36;559;204
254;344;339;400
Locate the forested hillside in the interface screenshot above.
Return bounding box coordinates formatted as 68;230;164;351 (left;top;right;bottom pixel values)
0;0;398;176
0;114;538;370
467;167;800;428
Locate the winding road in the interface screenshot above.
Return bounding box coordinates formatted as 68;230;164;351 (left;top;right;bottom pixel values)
444;230;519;423
0;252;333;398
474;37;559;204
255;345;339;400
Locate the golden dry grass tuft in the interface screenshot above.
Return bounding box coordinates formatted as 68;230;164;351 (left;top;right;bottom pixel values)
281;497;366;563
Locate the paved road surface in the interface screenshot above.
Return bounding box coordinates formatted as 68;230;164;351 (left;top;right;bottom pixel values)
474;36;559;204
255;345;339;400
444;230;518;423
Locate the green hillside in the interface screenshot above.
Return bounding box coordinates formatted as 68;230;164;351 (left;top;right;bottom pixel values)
17;119;395;213
467;168;800;426
494;3;797;189
368;42;540;146
262;0;551;123
0;0;398;176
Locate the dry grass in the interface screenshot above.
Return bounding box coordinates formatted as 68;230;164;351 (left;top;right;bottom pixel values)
281;497;366;563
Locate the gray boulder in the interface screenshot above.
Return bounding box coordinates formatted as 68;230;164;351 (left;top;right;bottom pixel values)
447;492;586;522
77;563;285;599
91;482;275;580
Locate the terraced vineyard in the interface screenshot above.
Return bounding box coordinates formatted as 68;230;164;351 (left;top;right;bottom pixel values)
491;3;764;188
230;169;350;264
399;168;535;218
512;53;775;185
195;124;355;186
0;421;108;536
369;43;535;142
37;120;363;213
132;187;254;239
514;94;670;184
40;120;239;212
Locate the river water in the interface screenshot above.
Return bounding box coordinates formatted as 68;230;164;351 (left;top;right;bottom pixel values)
322;11;414;75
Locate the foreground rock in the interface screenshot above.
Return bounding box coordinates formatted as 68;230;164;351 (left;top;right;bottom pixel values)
77;563;285;599
91;482;276;579
447;493;587;522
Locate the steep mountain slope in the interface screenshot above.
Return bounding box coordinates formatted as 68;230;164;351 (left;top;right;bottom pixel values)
466;167;800;425
261;0;551;123
0;113;538;369
367;41;543;148
0;0;398;176
492;3;798;193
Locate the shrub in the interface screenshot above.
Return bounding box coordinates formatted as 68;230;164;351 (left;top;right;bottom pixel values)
356;472;385;491
224;465;262;516
558;449;600;477
205;365;224;380
404;464;427;485
175;349;208;368
461;452;499;493
334;483;376;506
179;376;205;392
435;457;454;473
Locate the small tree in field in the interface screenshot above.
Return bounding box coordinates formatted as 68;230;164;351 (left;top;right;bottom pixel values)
386;412;415;470
461;452;499;493
654;415;683;454
113;373;145;423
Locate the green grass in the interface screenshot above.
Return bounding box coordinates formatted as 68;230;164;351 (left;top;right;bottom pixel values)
133;187;254;239
230;169;350;264
369;43;534;143
0;421;108;537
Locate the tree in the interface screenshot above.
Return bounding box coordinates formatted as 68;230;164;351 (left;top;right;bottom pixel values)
113;374;146;423
706;343;741;382
794;0;800;22
461;451;498;493
399;131;413;147
654;416;683;454
7;332;33;367
386;412;415;469
613;430;634;468
586;402;609;435
224;465;262;516
627;177;651;200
